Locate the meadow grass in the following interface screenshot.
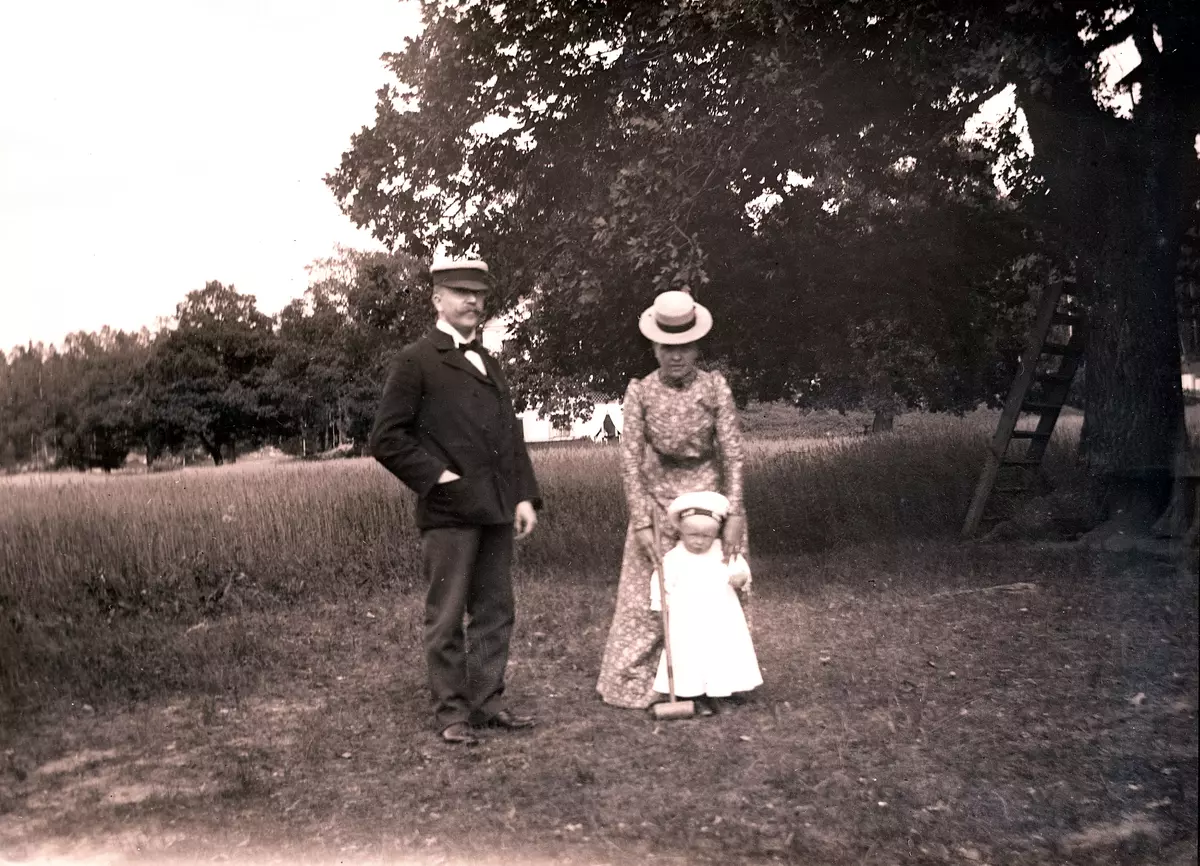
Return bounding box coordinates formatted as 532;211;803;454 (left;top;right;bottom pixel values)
0;409;1196;864
0;409;1079;603
0;409;1084;710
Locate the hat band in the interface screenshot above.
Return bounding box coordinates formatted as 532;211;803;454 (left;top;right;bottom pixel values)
678;507;721;521
434;267;492;289
656;313;697;334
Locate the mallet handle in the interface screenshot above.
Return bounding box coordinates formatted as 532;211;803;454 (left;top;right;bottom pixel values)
649;508;677;704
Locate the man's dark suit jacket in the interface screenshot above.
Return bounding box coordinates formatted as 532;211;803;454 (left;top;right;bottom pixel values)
370;328;542;530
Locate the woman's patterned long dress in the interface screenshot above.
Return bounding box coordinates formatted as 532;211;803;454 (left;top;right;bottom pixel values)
596;368;746;709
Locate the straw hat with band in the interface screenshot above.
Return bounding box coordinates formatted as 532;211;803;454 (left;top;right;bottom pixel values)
638;290;712;345
431;259;493;292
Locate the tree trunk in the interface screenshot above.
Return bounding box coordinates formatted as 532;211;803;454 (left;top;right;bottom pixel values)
1020;70;1189;532
200;434;223;466
1083;224;1184;525
1081;113;1186;527
866;367;896;434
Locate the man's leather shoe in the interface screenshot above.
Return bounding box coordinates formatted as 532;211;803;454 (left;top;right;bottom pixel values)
441;722;481;745
481;709;536;730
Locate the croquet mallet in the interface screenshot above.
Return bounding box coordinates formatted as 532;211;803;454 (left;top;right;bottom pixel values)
649;508;696;721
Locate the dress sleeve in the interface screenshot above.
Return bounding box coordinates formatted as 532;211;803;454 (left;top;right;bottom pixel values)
712;372;745;515
620;378;652;529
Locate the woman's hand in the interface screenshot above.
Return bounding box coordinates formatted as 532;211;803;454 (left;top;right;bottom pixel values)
721;514;746;562
634;527;658;561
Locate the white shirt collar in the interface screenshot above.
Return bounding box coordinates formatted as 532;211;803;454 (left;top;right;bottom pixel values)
436;318;478;347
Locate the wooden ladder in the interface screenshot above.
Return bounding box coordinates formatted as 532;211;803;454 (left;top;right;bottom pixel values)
961;277;1087;537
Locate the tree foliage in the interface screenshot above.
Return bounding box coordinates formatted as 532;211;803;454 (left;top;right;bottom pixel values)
276;246;429;451
329;0;1199;514
0;332;151;472
56;329;151;471
0;253;433;472
141;282;289;465
326;0;1049;421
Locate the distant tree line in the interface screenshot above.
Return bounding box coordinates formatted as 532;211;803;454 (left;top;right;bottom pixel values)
3;223;1195;473
0;248;435;471
0;245;1050;474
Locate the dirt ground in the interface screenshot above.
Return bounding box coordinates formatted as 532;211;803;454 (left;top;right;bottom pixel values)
1;544;1196;866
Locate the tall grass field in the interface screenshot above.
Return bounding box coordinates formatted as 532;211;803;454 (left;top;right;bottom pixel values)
1;409;1195;866
1;410;1080;709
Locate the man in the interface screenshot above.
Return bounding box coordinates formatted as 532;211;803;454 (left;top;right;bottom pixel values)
370;258;542;746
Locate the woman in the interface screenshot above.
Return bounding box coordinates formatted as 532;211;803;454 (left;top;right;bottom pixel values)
596;290;747;709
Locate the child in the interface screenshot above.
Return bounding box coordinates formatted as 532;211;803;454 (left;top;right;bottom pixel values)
650;491;762;715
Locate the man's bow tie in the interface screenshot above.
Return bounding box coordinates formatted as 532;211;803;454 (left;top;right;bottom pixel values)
458;339;482;353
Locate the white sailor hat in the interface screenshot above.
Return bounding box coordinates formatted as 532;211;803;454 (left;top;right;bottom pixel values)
431;258;493;292
667;491;730;526
638;290;713;345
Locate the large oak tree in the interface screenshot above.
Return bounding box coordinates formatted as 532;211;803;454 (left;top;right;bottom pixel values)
329;0;1198;524
329;1;1039;410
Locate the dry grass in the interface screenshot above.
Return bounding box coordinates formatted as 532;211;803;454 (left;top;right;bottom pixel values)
0;409;1090;710
0;407;1195;864
0;546;1194;865
0;409;1081;606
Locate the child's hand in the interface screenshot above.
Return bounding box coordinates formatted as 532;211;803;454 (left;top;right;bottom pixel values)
729;572;749;590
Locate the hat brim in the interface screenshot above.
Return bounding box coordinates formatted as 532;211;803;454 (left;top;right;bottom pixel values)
638;303;712;345
434;277;492;292
432;265;493;292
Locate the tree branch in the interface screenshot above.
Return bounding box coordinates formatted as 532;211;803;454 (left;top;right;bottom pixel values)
1083;11;1143;57
935;86;1007;143
1129;25;1161;87
1115;63;1146;91
1085;10;1160;92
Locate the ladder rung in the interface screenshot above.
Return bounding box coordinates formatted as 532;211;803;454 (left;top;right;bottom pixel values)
1052;313;1085;327
1022;401;1063;413
1040;343;1077;356
1011;430;1052;440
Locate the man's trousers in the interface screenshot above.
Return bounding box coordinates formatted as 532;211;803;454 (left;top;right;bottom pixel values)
421;524;515;729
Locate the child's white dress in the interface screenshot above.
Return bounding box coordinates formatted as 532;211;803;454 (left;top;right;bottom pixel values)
650;541;763;698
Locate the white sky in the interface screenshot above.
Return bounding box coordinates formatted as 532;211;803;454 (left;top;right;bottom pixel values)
0;0;421;353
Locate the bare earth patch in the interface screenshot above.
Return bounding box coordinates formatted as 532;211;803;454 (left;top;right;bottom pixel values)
1;545;1196;865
